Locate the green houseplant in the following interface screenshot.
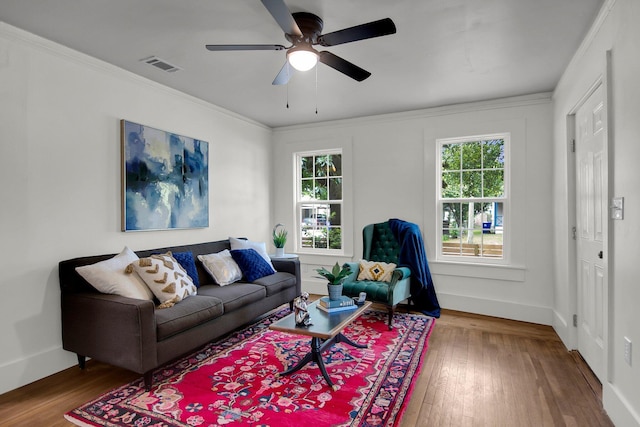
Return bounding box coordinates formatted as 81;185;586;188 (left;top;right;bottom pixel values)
316;262;352;300
272;224;287;257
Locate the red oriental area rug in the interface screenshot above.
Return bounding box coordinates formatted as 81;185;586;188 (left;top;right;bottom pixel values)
65;307;435;427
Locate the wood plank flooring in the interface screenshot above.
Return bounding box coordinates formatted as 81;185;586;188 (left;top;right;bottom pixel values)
401;309;613;427
0;308;613;426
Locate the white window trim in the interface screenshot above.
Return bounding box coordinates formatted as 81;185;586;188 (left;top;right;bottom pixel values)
295;148;344;256
435;132;511;265
287;139;353;258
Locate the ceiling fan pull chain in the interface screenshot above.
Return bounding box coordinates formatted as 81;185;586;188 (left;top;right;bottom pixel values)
286;66;290;109
315;65;318;114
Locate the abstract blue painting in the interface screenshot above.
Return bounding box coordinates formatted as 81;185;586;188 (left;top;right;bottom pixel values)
121;120;209;231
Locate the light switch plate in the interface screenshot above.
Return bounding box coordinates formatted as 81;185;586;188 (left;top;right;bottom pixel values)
611;197;624;220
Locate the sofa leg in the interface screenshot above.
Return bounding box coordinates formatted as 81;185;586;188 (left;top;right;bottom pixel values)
289;300;294;311
387;306;395;330
77;354;86;369
144;371;153;391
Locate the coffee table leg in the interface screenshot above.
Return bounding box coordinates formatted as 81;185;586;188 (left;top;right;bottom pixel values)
279;334;367;390
335;332;367;349
310;337;336;389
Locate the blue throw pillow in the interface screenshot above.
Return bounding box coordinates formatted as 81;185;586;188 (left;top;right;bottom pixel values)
170;251;200;287
230;249;276;282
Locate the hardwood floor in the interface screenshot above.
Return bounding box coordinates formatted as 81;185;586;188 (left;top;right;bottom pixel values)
0;309;613;426
401;309;613;427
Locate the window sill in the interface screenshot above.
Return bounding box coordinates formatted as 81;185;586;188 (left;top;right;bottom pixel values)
430;260;526;282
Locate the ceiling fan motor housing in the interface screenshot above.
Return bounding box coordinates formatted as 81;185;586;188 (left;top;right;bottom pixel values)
286;12;324;44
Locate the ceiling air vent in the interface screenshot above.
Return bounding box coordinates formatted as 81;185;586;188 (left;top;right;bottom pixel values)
141;56;182;73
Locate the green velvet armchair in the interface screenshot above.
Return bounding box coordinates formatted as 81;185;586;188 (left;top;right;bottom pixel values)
342;221;412;329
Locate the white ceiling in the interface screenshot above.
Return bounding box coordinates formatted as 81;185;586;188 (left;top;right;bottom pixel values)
1;0;603;128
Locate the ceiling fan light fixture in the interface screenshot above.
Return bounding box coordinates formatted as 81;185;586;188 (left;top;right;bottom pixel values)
287;46;318;71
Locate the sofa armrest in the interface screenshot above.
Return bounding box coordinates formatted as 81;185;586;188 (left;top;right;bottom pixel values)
61;293;157;374
271;258;301;295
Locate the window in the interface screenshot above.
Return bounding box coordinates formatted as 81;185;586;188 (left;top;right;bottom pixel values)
296;150;343;253
437;134;508;260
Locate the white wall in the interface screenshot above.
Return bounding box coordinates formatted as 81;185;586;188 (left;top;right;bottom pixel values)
272;94;555;325
0;24;273;395
552;0;640;425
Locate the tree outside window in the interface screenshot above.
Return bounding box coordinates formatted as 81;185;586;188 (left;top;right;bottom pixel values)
298;151;343;251
439;135;507;259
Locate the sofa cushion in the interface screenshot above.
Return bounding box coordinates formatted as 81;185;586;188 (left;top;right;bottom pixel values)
197;283;266;312
253;272;297;297
127;253;197;308
155;295;224;341
230;249;276;282
75;246;154;301
198;250;242;286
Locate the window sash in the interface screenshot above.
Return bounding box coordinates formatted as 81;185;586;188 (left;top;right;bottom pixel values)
295;150;343;254
437;134;509;262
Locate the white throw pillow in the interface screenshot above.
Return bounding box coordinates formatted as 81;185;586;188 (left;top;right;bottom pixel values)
229;237;275;269
198;250;242;286
357;260;397;282
127;252;197;308
75;246;154;300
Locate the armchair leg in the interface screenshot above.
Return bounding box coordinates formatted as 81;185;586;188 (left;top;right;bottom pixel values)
387;306;395;330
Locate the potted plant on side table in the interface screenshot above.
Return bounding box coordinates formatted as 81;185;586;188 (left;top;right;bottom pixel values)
316;262;352;301
272;224;287;257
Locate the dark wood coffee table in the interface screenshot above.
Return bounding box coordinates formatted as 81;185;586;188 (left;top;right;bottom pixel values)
269;300;372;390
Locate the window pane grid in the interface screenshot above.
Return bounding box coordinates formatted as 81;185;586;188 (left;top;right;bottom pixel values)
298;151;343;252
439;136;506;260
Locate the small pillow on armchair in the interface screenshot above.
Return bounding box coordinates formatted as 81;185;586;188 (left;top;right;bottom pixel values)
357;260;397;282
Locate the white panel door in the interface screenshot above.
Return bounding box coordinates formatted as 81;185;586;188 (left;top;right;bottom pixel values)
575;83;606;382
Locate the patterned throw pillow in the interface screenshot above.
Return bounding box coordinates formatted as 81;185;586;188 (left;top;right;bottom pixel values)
357;260;397;282
230;249;276;282
126;252;197;308
198;250;243;286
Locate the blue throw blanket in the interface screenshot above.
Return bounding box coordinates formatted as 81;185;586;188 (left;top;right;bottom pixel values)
389;218;441;318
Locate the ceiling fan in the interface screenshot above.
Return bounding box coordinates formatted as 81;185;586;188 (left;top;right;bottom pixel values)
205;0;396;85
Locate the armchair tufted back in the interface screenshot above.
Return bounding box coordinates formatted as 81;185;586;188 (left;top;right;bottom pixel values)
363;222;400;264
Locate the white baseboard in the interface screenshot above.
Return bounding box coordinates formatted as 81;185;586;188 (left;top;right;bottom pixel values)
301;282;553;326
552;309;577;350
604;383;640;427
0;346;76;395
430;292;553;325
303;280;330;297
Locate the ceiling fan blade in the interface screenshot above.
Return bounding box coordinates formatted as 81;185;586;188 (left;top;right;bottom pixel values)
318;18;396;47
318;51;371;82
261;0;302;36
206;44;286;51
272;62;293;85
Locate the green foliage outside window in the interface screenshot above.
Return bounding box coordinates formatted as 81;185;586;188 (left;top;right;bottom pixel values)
440;137;506;258
299;152;343;251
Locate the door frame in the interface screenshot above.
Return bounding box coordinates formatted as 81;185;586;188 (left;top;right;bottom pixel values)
566;51;612;384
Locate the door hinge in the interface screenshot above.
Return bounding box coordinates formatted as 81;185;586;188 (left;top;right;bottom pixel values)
573;314;578;327
572;226;577;240
571;139;576;153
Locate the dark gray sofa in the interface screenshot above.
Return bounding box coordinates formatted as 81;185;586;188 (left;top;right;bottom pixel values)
59;239;301;389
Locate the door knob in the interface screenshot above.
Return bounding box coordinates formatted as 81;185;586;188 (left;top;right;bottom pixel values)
598;251;603;259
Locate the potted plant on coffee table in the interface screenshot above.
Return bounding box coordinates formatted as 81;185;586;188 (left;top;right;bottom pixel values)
272;224;287;257
316;262;351;301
